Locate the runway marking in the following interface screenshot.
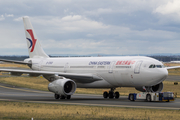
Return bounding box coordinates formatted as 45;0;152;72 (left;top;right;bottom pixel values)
0;85;50;94
0;98;179;110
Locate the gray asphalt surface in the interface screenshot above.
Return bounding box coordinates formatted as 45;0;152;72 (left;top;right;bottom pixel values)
166;75;180;81
0;83;180;110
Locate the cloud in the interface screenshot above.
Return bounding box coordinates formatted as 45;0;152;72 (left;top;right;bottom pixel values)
61;15;82;21
85;8;113;16
14;17;23;21
97;8;113;14
0;0;180;55
0;15;5;21
154;0;180;15
5;14;14;17
0;13;14;21
28;15;109;33
153;0;180;25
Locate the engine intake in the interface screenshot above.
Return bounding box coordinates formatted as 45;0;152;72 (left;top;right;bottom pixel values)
135;82;163;92
150;82;163;92
48;79;76;96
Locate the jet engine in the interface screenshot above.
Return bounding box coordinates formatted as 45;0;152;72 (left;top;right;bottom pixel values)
48;79;76;96
135;82;163;92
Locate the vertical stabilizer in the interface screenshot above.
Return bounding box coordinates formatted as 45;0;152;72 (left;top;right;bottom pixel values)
23;16;49;58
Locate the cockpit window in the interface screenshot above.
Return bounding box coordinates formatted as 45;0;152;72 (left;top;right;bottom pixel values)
149;64;164;68
149;64;155;68
156;65;162;68
156;65;165;68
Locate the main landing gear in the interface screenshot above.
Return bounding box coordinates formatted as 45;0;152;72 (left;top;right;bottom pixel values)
103;88;120;99
54;94;71;100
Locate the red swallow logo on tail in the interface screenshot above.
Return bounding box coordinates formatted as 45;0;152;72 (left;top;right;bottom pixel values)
26;29;37;52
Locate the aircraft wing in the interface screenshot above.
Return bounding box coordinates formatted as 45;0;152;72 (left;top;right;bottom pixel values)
166;66;180;70
0;59;31;65
0;68;102;83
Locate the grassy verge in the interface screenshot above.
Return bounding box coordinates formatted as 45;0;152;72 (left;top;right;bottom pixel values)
0;101;179;120
0;63;29;68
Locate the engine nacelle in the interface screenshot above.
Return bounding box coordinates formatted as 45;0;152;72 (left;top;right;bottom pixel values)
135;82;163;92
48;79;76;96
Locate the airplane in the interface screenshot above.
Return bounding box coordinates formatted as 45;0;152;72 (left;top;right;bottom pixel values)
0;16;179;100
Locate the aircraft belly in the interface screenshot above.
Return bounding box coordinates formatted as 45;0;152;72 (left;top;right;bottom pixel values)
77;79;114;88
97;72;118;87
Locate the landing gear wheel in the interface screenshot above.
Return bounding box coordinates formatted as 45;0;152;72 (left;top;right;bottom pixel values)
109;91;114;99
114;92;120;99
67;95;71;99
146;94;151;102
54;94;60;99
103;91;109;98
129;94;134;101
60;95;66;99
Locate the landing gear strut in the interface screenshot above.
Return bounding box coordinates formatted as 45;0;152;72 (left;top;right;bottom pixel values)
103;88;120;99
54;94;60;99
54;94;71;100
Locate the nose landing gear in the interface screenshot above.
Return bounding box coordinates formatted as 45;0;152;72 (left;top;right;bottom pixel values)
103;88;120;99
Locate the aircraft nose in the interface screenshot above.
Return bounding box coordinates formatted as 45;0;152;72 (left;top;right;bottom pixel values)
161;69;168;78
155;69;168;82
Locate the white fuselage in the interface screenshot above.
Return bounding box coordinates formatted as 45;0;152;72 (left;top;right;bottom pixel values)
25;56;168;88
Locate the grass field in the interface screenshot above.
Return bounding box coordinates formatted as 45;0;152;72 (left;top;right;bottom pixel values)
0;101;180;120
0;63;29;69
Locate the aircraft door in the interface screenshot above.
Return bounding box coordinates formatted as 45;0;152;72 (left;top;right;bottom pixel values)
134;61;143;74
64;63;69;73
109;61;115;73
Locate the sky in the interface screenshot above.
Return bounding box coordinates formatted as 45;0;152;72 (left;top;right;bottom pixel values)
0;0;180;56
